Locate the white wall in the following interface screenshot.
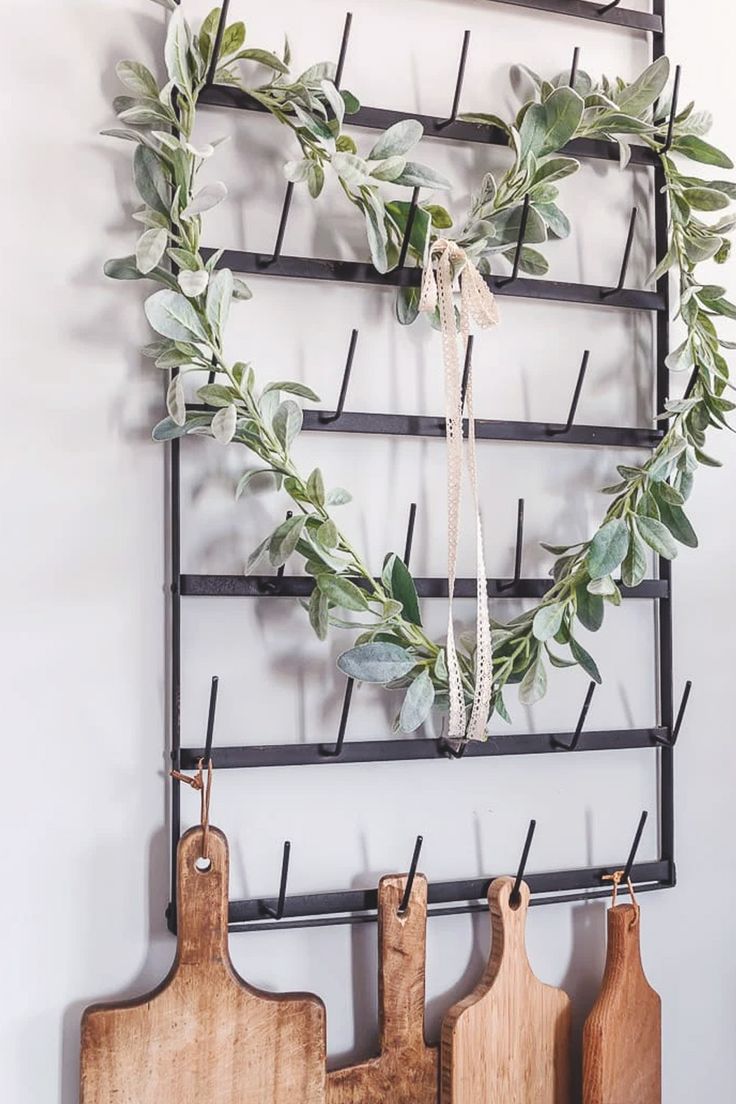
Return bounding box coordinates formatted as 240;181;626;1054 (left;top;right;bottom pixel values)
2;0;735;1100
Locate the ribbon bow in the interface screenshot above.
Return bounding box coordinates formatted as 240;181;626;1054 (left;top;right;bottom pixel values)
419;239;500;744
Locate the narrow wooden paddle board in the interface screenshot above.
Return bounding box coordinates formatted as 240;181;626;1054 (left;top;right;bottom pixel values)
441;876;570;1104
81;826;327;1104
583;902;661;1104
328;873;439;1104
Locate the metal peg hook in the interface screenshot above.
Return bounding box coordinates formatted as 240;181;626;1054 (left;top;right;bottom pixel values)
321;677;355;759
510;819;537;907
551;681;597;751
205;0;231;86
597;0;622;13
601;207;638;298
262;841;292;920
499;499;525;591
652;680;692;747
447;30;471;123
551;350;589;434
397;187;421;269
203;675;220;764
460;336;474;413
321;329;359;423
397;835;424;915
404;502;418;568
266;183;295;266
335;12;353;90
569;47;580;90
622;810;648;883
258;511;293;594
497;195;531;287
664;65;682;153
684;365;699;400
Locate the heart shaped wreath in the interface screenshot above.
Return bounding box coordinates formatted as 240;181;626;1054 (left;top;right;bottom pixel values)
105;1;736;741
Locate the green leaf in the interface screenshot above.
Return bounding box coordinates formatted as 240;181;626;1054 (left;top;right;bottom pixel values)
391;162;452;191
178;269;209;298
263;381;321;401
399;669;435;732
369;119;424;160
621;525;648;587
117;60;159;98
575;584;604;632
308;587;329;641
134;146;169;216
337;642;415;684
166;374;186;426
532;603;564;641
235;468;275;500
220;21;246;58
425;204;453;229
673;134;734;169
682;187;730;211
384;554;422;626
519;87;585;160
654;497;698;548
569;637;602;683
181;182;228;220
316;519;338;549
396;286;420;325
269;514;307;566
272;400;303;450
636;515;679;559
317;574;369;612
104;256;175;289
211;403;237;444
306;468;325;506
586;519;630;579
164;9;193;92
519;649;547;705
587;575;617;596
664;339;695;373
616;56;669;115
206;268;233;336
533;157;580;185
135;226;168;273
144;289;209;343
326;487;352;506
232;47;289;73
152;413;211;440
504;245;549;276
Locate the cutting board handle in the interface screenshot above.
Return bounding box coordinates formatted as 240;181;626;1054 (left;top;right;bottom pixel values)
604;903;643;974
176;826;230;967
377;874;429;1053
487;875;533;979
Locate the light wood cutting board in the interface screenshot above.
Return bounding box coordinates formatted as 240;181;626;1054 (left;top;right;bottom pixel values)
328;873;439;1104
583;902;661;1104
81;826;327;1104
441;876;570;1104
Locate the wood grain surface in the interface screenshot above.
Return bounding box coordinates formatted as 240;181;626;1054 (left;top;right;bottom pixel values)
80;826;327;1104
328;873;439;1104
441;876;570;1104
583;903;661;1104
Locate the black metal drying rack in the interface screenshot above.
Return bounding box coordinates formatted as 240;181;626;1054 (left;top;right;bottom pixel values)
167;0;687;934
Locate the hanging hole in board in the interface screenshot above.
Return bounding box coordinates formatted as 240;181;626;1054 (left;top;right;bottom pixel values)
195;856;212;873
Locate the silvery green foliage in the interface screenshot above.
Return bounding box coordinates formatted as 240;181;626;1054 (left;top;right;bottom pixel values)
105;6;736;739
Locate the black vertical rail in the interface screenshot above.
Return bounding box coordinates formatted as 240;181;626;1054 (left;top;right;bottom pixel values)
652;0;675;879
335;12;353;90
168;82;184;933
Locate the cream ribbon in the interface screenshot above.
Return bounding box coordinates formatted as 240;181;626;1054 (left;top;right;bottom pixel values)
419;239;500;743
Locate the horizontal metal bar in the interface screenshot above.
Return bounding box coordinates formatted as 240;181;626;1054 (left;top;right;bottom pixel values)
221;859;672;929
180;575;668;600
303;410;663;449
180;726;668;771
188;404;663;449
199;86;658;168
206;250;665;312
481;0;662;33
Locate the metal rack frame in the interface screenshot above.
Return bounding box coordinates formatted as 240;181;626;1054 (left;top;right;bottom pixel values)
168;0;678;934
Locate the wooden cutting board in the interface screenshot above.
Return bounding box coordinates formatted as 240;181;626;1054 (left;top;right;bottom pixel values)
81;826;327;1104
583;902;661;1104
328;873;439;1104
441;876;570;1104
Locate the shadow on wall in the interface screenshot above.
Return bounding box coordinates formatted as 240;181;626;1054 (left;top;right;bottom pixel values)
61;827;173;1104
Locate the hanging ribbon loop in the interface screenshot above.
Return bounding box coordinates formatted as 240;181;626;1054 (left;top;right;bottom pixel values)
419;239;500;744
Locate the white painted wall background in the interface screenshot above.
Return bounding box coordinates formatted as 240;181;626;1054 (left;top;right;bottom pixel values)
2;0;735;1100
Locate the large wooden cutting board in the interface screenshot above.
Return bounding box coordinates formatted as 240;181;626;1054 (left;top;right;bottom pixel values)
328;874;439;1104
81;826;327;1104
441;876;570;1104
583;902;661;1104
